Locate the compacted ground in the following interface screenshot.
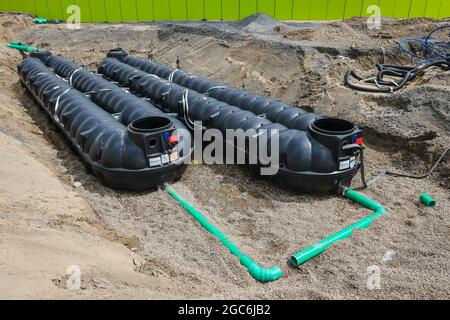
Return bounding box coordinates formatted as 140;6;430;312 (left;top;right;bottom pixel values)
0;13;448;299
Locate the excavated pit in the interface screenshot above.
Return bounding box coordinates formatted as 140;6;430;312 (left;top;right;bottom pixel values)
0;13;449;299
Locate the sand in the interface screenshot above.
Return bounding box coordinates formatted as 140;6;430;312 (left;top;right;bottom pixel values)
0;13;448;299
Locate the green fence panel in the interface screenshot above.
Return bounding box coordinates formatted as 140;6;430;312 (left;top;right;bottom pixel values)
45;0;62;20
275;0;293;20
153;0;171;20
222;0;239;20
153;0;170;21
204;0;221;19
393;0;411;18
326;0;345;19
77;0;92;23
34;0;50;18
409;0;427;17
0;0;10;12
379;0;396;17
424;0;442;18
47;0;63;20
3;0;19;12
136;0;154;21
170;0;187;20
240;0;257;18
257;0;275;17
292;0;310;20
344;0;363;18
22;0;37;15
60;0;72;20
0;0;446;21
2;0;13;12
361;0;380;16
11;0;24;12
311;0;328;20
89;0;107;22
104;0;122;21
120;0;138;21
187;0;204;20
19;0;26;12
438;0;449;18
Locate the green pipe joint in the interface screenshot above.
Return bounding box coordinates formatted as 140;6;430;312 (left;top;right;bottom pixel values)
165;185;283;282
419;193;436;208
34;17;48;24
290;188;387;267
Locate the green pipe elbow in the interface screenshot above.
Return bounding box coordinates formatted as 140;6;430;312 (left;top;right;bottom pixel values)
240;256;283;282
165;185;283;282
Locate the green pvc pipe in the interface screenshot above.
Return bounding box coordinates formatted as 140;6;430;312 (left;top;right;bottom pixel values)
6;41;45;53
290;188;387;267
34;18;48;24
164;185;283;282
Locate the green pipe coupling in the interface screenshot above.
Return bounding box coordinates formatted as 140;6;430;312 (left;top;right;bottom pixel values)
419;194;436;208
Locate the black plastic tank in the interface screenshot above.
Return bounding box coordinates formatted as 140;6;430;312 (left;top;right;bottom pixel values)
18;57;192;190
107;48;320;131
99;57;363;193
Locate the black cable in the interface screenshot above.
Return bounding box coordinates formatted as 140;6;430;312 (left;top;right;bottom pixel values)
356;147;449;189
400;25;450;62
344;60;449;93
384;147;450;179
345;25;450;93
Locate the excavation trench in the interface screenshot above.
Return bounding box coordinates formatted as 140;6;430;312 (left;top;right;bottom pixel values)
1;14;449;299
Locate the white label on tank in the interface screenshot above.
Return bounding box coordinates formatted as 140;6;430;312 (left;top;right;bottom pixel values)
149;157;162;167
350;156;356;168
161;154;169;164
169;151;179;162
339;160;350;170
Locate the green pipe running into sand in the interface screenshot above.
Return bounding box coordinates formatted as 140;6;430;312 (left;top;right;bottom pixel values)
164;185;283;282
290;187;387;267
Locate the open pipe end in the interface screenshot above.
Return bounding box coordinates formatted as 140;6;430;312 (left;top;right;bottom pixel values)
420;193;436;208
312;118;356;135
289;256;300;267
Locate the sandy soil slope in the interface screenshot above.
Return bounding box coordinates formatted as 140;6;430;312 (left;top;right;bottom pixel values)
0;13;448;299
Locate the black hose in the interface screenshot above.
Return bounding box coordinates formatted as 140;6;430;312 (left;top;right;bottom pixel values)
356;147;449;189
345;25;450;93
344;60;449;93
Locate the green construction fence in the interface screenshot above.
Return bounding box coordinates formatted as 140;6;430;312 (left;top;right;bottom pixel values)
0;0;448;22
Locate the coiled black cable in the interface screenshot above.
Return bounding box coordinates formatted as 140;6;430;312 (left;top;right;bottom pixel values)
345;59;449;93
345;25;450;93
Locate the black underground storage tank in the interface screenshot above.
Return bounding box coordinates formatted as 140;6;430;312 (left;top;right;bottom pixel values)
107;48;320;131
98;56;364;193
18;56;193;190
